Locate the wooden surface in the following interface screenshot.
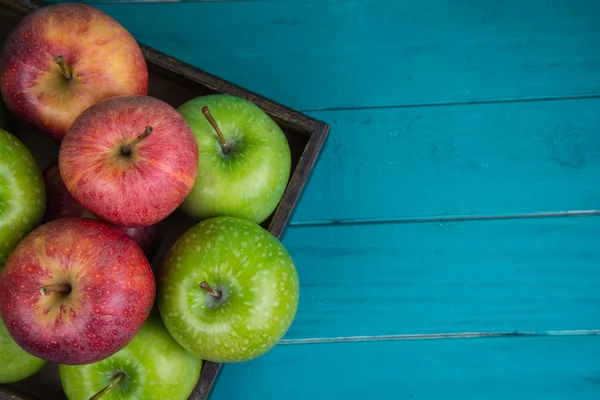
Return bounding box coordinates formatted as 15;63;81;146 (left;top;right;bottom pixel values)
47;0;600;398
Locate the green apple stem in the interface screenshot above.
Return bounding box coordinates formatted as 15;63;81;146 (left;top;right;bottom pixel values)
201;106;229;154
53;56;72;80
89;372;125;400
200;281;222;298
121;126;153;156
40;284;71;296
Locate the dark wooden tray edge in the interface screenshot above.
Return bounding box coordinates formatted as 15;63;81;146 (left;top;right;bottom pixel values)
190;361;222;400
140;48;320;135
268;121;330;239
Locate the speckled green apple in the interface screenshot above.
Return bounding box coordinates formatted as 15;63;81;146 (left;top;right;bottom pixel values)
157;216;299;363
59;312;203;400
0;129;45;265
177;94;291;224
0;312;46;383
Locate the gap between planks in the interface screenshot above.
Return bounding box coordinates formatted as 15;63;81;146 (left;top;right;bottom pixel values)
288;210;600;228
279;329;600;345
299;92;600;114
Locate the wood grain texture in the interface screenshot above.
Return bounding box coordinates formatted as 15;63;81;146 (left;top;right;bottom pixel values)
286;98;600;223
281;215;600;339
209;336;600;399
64;0;600;111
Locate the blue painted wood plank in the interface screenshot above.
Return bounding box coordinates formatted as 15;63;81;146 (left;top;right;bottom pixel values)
281;215;600;339
76;0;600;110
210;336;600;399
287;98;600;223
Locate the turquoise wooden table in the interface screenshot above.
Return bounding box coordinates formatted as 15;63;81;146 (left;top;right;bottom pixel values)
54;0;600;398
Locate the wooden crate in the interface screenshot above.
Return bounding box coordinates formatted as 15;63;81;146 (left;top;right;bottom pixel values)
0;0;329;399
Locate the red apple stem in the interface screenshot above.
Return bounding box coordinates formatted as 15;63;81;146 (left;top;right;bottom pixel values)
53;55;72;80
201;106;229;154
89;372;125;400
122;126;153;156
200;281;222;298
40;284;71;296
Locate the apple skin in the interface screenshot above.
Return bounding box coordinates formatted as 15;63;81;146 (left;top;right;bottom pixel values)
157;216;299;363
43;160;165;260
0;218;156;365
42;160;89;221
119;225;164;261
59;95;198;228
0;128;46;266
59;311;203;400
0;312;46;383
177;95;291;224
0;3;148;141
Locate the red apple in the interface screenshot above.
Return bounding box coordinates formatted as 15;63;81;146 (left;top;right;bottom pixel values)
59;95;198;228
43;160;165;260
119;224;165;261
0;218;155;365
0;3;148;141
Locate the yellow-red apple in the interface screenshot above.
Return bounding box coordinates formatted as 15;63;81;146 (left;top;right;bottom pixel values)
0;3;148;141
0;218;155;365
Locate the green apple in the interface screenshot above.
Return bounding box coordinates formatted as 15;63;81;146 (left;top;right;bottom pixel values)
0;129;45;265
58;312;203;400
0;312;46;383
177;94;291;224
157;216;299;363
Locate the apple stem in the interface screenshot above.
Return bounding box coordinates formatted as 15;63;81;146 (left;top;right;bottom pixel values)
53;56;72;80
201;106;229;154
89;372;125;400
40;284;71;296
200;281;222;298
122;126;153;156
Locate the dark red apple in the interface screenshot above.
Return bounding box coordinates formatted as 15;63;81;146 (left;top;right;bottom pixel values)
59;95;198;228
0;218;155;365
0;3;148;141
43;160;165;260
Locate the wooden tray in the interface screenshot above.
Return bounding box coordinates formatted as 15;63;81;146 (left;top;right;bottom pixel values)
0;0;329;398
